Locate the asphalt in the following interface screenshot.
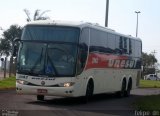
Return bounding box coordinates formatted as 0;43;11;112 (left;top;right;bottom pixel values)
0;88;159;116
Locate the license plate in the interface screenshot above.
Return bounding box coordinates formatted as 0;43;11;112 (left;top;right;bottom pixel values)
37;89;48;94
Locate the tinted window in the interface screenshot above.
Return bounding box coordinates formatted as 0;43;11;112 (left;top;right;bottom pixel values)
77;28;89;74
17;42;78;77
135;40;142;57
90;28;115;54
108;33;116;50
129;39;132;54
90;29;107;48
22;25;80;43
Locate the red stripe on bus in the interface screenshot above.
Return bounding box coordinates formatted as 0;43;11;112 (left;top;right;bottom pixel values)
85;53;135;70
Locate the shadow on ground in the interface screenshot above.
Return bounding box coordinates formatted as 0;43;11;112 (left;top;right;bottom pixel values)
27;93;141;116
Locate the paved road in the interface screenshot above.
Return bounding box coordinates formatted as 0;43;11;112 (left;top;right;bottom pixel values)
0;88;160;116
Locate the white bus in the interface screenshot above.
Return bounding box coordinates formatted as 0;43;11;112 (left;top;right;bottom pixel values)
16;20;142;102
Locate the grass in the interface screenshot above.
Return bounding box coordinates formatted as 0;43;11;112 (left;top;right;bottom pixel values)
133;94;160;110
139;79;160;88
0;77;16;90
133;80;160;110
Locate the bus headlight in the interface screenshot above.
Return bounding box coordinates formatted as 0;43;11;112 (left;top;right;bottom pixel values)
59;82;75;87
16;80;29;85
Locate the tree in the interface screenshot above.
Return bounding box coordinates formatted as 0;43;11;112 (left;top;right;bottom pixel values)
142;52;157;68
142;52;158;75
0;25;23;76
0;25;22;57
24;9;50;22
0;39;11;56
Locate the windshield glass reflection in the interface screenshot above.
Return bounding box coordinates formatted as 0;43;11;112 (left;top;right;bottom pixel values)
17;42;77;77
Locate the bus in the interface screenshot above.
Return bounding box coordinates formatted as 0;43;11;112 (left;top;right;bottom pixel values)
16;20;142;102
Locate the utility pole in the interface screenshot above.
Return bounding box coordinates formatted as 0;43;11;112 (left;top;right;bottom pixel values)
135;11;141;37
105;0;109;27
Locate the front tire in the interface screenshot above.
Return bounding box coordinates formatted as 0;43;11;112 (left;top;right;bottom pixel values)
82;80;94;103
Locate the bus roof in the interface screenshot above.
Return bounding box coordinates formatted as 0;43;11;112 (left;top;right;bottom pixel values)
27;20;141;41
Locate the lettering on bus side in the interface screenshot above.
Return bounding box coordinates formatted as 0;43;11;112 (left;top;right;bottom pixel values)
108;59;137;69
31;77;55;80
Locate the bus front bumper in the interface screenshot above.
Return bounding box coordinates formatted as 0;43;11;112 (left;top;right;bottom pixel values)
16;83;75;97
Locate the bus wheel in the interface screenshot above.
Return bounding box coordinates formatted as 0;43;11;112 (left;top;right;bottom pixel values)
116;79;126;98
37;95;44;101
124;79;132;97
82;80;94;103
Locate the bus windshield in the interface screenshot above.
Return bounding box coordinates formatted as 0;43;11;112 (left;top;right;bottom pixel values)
21;25;80;43
17;26;80;77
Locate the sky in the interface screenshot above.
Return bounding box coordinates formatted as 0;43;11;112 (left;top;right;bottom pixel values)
0;0;160;62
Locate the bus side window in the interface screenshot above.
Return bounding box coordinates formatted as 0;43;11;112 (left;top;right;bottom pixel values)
119;37;123;50
107;33;116;53
123;37;127;54
135;40;142;57
119;37;129;54
79;43;87;68
131;39;135;56
129;39;132;54
119;36;126;54
77;28;89;74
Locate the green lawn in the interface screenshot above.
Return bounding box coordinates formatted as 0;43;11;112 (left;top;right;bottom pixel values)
0;77;16;90
133;79;160;110
133;94;160;110
139;79;160;88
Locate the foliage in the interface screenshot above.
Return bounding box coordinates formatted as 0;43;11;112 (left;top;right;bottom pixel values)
0;39;11;56
0;25;23;57
142;52;157;67
142;52;157;74
24;9;50;22
139;79;160;88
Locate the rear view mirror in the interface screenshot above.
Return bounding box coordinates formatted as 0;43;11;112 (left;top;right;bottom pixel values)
14;38;20;42
12;38;21;57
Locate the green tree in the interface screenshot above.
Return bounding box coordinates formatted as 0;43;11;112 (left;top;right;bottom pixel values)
0;25;22;76
142;52;157;68
0;25;22;57
142;52;158;75
0;38;10;56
